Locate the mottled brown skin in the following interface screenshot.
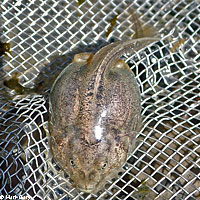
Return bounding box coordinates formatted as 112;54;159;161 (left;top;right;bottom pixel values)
49;38;158;193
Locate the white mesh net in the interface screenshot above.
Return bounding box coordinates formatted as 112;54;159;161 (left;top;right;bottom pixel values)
0;0;200;199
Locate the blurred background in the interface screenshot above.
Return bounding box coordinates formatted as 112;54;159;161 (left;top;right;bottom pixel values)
0;0;200;199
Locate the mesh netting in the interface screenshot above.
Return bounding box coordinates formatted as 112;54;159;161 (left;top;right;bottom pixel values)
0;0;200;199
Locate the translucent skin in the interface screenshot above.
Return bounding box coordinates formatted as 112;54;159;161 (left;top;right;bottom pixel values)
49;38;157;193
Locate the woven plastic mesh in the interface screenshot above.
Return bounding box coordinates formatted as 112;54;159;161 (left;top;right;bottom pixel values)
0;0;200;199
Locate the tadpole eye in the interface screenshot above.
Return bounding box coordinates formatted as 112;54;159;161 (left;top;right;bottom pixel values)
70;159;75;167
102;163;107;170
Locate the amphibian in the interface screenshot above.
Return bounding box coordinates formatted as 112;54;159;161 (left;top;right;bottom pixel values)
49;37;158;193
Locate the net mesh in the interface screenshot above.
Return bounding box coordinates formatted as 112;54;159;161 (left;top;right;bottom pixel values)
0;0;200;199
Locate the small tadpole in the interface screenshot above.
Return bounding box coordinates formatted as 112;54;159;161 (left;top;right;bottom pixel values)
3;73;28;94
105;12;120;38
77;0;85;6
0;41;11;56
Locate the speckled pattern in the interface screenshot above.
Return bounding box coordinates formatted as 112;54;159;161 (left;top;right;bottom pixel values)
49;38;157;193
